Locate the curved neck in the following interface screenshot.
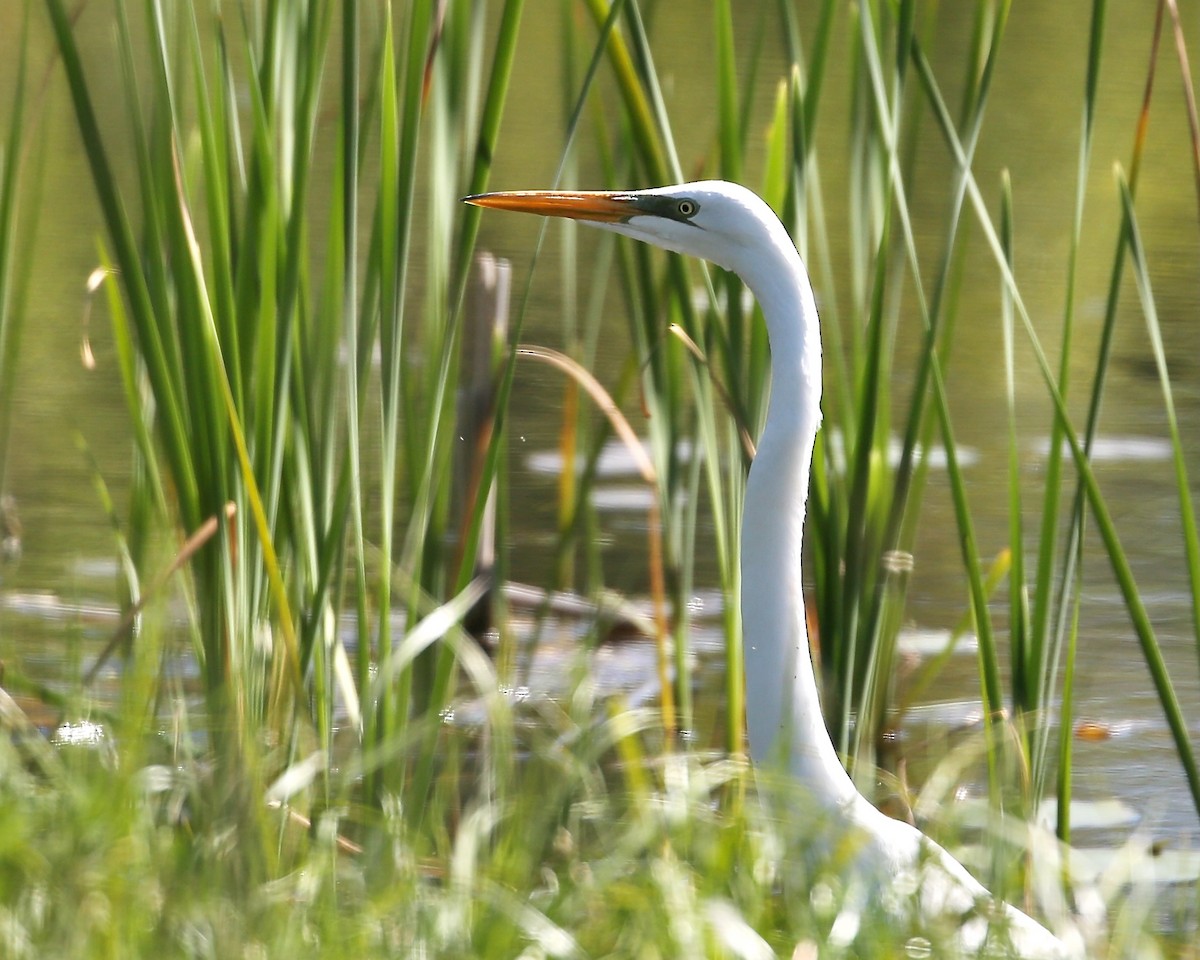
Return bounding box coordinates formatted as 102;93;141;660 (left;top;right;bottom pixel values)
737;243;856;808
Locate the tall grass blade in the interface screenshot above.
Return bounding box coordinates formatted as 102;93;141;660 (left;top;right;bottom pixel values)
1117;167;1200;761
0;3;39;494
1025;0;1109;813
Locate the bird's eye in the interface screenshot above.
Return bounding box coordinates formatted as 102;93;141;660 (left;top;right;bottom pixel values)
677;199;698;218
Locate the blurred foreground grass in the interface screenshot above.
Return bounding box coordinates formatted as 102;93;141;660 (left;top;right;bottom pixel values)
0;702;1196;959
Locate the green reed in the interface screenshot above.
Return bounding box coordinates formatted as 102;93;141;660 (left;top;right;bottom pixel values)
0;3;38;504
43;0;525;829
913;0;1200;828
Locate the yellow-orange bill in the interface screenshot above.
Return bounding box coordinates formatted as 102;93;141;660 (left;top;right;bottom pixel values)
462;190;634;223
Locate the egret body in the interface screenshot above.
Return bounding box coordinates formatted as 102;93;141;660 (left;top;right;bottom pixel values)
466;181;1072;958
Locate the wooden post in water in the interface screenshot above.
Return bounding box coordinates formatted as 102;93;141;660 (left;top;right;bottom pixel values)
454;253;511;639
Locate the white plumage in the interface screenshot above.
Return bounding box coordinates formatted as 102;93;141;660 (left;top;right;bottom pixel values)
467;180;1074;958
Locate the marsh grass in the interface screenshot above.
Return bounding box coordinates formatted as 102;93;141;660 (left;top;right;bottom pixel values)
42;0;528;819
0;3;40;509
2;0;1199;955
0;691;989;960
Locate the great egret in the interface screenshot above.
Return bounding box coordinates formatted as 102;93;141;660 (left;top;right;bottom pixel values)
466;181;1072;958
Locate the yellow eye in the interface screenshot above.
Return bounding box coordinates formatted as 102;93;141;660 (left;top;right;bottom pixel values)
677;199;697;218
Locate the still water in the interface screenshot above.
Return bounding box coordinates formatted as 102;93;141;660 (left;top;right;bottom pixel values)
3;2;1200;869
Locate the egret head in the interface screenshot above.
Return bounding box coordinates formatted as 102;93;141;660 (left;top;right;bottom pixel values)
464;180;794;282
